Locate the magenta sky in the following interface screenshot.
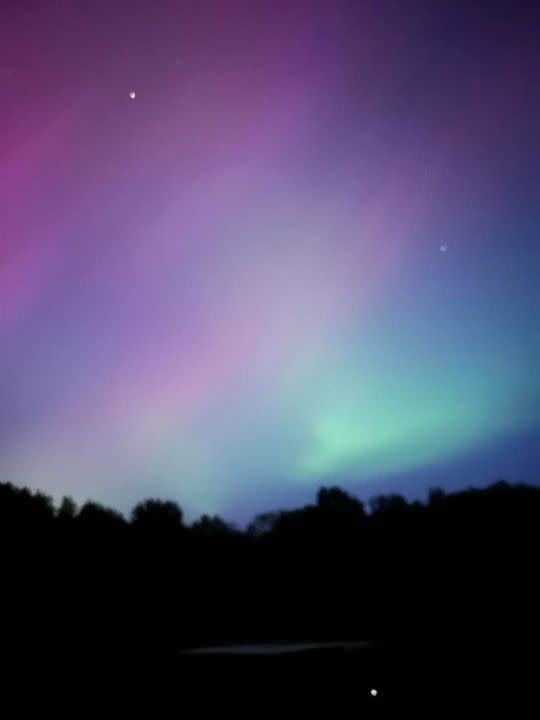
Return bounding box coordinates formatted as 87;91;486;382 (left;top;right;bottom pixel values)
1;1;539;521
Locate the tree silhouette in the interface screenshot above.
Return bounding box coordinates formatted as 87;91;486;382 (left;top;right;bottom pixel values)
246;511;280;537
0;478;538;715
369;493;408;514
0;482;54;531
57;495;78;519
191;514;235;537
77;501;125;530
317;486;366;517
131;499;184;534
428;487;445;506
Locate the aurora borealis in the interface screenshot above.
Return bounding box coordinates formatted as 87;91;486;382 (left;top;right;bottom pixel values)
1;1;539;521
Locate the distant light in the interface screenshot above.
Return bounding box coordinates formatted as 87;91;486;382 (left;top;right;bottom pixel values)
129;91;136;100
370;688;378;697
440;244;448;252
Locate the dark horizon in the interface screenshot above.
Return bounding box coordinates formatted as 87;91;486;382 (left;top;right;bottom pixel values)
1;424;538;525
2;477;538;715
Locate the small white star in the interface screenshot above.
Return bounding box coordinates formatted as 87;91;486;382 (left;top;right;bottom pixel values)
370;689;378;697
129;91;136;100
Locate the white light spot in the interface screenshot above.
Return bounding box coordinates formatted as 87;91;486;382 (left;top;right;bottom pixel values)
370;688;378;697
129;91;136;100
440;244;448;252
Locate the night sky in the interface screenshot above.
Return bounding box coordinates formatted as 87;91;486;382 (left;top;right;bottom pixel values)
1;1;539;522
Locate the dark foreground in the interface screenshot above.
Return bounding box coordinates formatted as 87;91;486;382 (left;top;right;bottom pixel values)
1;481;538;716
4;640;445;717
3;631;534;718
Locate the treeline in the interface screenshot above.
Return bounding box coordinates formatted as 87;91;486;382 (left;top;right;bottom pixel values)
0;479;539;712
